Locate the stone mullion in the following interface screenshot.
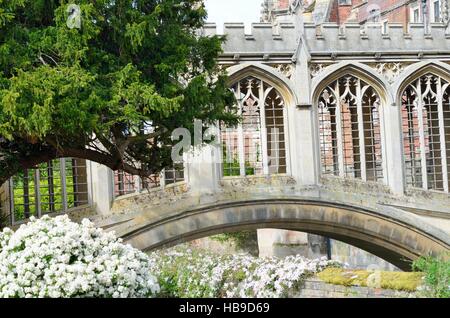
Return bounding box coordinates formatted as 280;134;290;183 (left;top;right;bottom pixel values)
134;173;142;193
34;168;41;218
437;77;449;192
159;170;166;189
357;80;367;182
334;81;345;177
378;100;388;185
237;81;246;176
23;169;30;219
60;158;68;212
8;178;15;224
47;161;55;212
416;80;429;190
259;81;270;175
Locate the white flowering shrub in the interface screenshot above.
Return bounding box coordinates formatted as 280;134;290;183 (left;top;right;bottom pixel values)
149;246;341;298
0;215;160;298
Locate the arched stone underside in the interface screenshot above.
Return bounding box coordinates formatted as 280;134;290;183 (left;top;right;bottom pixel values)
119;199;450;271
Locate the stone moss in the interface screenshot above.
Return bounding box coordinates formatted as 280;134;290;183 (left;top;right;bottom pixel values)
317;268;424;292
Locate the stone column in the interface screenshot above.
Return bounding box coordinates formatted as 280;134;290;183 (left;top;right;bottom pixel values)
257;229;310;258
288;42;319;185
184;144;221;195
256;23;321;258
383;104;405;195
307;234;329;259
87;161;114;215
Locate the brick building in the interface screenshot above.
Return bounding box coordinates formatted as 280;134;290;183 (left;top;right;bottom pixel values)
262;0;450;27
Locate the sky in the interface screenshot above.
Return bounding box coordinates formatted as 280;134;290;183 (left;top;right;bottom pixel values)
204;0;263;34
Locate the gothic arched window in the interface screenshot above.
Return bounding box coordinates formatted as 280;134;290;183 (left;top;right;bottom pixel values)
401;73;450;192
318;75;384;182
222;76;287;177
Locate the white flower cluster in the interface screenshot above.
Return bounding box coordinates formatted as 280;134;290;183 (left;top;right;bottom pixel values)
0;215;160;298
150;246;341;298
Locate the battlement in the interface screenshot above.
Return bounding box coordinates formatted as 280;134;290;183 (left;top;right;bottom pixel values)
201;22;298;54
201;21;450;57
304;22;450;54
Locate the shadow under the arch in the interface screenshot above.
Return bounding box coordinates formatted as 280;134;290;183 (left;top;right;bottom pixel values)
119;199;450;271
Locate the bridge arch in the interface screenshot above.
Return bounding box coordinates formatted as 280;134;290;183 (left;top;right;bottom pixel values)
121;199;450;271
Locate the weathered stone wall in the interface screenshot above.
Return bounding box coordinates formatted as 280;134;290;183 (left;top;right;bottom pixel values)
258;229;311;258
330;240;399;271
294;278;416;298
257;227;400;270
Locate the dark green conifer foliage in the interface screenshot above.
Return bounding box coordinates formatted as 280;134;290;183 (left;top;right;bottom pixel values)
0;0;237;184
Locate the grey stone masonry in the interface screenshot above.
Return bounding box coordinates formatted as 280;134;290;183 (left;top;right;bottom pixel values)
201;22;450;57
305;22;450;54
202;22;298;54
294;278;416;298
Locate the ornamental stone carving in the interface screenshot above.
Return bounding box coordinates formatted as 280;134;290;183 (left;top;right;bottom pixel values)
309;63;326;78
374;62;405;83
271;63;295;79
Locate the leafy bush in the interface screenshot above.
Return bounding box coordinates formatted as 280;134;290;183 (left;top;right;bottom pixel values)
149;246;340;298
413;254;450;298
0;215;160;298
211;231;259;256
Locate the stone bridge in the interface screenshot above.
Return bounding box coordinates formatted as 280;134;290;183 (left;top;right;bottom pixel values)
91;20;450;270
2;19;450;270
89;174;450;271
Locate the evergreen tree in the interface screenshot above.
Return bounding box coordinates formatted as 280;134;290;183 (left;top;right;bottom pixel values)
0;0;237;184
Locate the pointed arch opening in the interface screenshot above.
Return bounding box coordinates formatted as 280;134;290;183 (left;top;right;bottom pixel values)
401;72;450;192
221;73;290;177
317;74;384;182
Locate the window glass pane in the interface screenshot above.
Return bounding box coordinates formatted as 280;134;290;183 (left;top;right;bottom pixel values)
12;169;37;222
10;158;89;223
222;76;287;177
402;74;450;192
318;76;383;182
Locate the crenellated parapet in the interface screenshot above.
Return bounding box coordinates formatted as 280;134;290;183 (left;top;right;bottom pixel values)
201;22;298;55
304;22;450;55
202;21;450;59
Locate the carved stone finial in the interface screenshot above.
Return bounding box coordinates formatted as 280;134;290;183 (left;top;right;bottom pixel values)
289;0;301;14
261;0;274;22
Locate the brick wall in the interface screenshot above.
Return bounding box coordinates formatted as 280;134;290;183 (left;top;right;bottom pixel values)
327;0;444;26
357;0;410;24
277;0;289;9
329;0;340;22
337;0;354;23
